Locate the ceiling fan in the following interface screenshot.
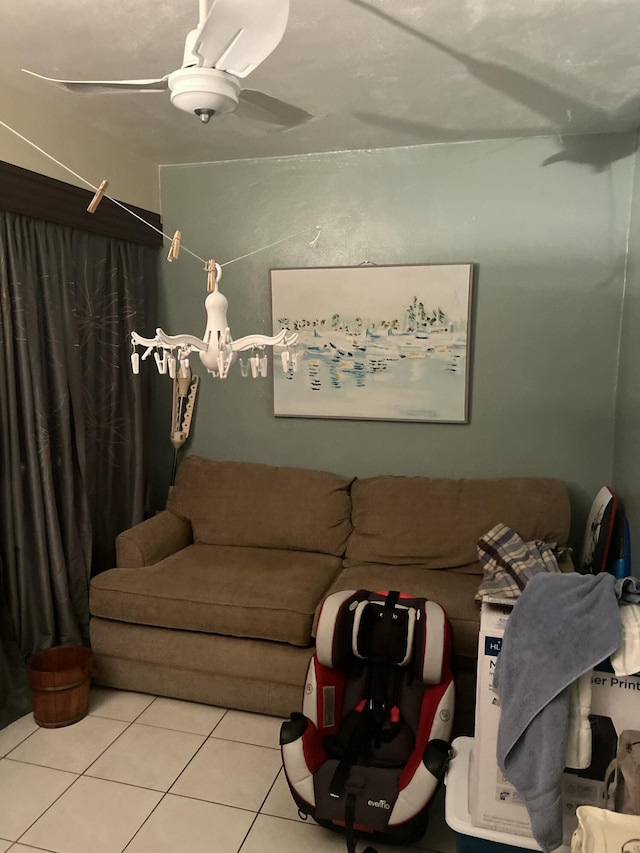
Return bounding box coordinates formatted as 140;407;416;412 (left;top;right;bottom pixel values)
23;0;314;129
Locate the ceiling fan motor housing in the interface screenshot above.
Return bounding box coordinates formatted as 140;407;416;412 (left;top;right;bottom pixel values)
168;67;241;118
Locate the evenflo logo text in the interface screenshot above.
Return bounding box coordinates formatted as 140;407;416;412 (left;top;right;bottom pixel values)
368;799;391;810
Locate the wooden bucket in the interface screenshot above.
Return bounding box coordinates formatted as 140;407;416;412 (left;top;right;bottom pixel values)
27;645;94;728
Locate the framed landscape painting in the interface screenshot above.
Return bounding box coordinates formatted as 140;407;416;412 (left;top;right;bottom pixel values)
270;263;473;423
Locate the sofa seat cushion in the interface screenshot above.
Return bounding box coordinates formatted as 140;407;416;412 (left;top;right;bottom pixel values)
167;456;354;557
320;564;482;669
90;544;343;646
346;475;570;571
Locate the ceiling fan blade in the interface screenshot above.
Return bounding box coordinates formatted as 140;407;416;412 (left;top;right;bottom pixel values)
22;69;168;93
237;89;315;129
194;0;289;78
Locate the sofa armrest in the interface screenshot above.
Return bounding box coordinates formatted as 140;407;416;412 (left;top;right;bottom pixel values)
116;511;193;568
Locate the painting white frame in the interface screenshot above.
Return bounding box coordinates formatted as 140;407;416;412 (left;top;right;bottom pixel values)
270;263;473;423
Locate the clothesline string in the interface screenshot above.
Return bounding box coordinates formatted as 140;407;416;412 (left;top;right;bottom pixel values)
220;224;322;267
0;117;323;269
0;115;519;271
0;118;208;258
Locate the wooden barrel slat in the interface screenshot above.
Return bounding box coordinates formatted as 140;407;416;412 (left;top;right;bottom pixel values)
27;645;94;728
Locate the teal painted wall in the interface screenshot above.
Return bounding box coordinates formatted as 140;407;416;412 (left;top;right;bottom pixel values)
613;136;640;536
153;135;634;542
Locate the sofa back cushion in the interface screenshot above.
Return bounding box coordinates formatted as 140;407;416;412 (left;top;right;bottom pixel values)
168;456;354;557
345;475;570;571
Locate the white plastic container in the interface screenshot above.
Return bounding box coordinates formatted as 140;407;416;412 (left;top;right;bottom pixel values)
445;737;571;852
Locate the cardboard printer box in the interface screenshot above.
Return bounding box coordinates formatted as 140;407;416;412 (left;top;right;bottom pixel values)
563;660;640;819
470;597;533;838
470;596;640;842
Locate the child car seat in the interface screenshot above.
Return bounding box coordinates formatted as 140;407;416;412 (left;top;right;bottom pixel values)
280;589;455;853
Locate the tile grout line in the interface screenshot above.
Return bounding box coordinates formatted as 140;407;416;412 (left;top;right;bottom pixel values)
12;770;82;848
2;755;203;797
160;712;284;852
82;736;209;792
12;701;237;853
208;734;281;750
161;707;231;796
235;761;290;851
81;691;211;779
120;707;252;852
0;724;39;759
77;711;147;776
167;791;257;814
7;841;56;852
3;699;301;853
120;790;169;853
4;700;243;850
116;705;243;849
6;695;160;849
167;708;279;814
236;811;261;853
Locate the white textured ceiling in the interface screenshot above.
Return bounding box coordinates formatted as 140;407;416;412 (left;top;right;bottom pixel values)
3;0;640;166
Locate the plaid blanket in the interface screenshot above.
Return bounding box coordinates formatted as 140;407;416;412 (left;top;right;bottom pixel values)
475;523;562;602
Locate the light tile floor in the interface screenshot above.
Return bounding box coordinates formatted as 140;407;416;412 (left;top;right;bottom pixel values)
0;687;457;853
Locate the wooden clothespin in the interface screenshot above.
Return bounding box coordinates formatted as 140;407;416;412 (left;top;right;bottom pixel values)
167;230;181;262
87;179;109;214
206;259;217;292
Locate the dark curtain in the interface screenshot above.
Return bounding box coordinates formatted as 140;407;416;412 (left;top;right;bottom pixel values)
0;211;156;707
0;562;30;728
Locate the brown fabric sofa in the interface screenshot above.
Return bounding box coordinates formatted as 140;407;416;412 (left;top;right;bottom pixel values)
89;456;571;735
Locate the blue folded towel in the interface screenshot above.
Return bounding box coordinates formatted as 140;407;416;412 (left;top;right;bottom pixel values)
493;572;621;853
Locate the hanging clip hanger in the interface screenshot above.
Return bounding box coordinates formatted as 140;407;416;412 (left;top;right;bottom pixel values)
206;259;222;292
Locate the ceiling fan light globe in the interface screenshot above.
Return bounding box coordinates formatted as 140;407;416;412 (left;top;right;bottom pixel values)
168;67;240;119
